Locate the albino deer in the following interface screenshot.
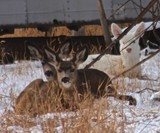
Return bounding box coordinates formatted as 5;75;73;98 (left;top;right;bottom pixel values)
79;22;145;78
78;53;123;76
112;22;145;77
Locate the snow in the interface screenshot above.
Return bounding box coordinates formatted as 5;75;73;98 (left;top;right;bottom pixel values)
0;52;159;132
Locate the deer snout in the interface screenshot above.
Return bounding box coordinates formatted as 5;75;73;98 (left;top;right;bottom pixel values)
126;48;132;53
62;77;70;83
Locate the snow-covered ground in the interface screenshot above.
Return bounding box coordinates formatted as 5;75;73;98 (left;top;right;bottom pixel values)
0;52;159;132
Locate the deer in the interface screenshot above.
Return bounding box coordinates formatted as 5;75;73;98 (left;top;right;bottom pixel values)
78;22;145;78
42;43;137;107
15;43;137;116
14;45;62;116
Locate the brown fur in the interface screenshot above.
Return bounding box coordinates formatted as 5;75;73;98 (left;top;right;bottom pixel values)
15;43;136;116
14;79;63;116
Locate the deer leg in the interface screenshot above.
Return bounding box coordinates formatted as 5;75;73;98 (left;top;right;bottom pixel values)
116;94;137;106
105;85;137;106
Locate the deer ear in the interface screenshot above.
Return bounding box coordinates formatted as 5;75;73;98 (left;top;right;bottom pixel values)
44;48;57;63
111;23;122;38
60;42;72;55
59;42;73;60
27;45;42;60
75;47;88;64
134;22;145;37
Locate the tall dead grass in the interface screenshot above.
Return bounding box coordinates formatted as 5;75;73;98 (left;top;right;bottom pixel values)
0;25;104;38
0;73;136;132
0;95;124;132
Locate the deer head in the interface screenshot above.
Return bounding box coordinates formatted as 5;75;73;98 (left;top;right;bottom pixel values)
111;22;145;55
44;43;88;90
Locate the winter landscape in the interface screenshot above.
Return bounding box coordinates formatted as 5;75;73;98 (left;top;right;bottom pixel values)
0;45;159;132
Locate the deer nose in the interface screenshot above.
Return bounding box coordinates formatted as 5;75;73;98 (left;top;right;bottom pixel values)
62;77;70;83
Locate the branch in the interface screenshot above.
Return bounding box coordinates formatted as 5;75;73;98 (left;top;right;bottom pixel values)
98;0;112;53
136;88;159;93
109;0;130;19
131;0;158;18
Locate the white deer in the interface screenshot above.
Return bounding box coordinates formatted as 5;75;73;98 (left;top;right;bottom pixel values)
112;22;145;77
79;22;145;78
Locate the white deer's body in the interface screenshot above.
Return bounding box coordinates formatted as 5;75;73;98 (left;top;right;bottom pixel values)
79;22;145;78
78;54;123;76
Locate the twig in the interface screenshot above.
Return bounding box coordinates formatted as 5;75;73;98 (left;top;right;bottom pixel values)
109;0;130;19
0;94;11;98
136;88;159;93
138;120;152;133
131;0;158;17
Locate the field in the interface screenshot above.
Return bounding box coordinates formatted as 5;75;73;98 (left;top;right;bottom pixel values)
0;26;160;132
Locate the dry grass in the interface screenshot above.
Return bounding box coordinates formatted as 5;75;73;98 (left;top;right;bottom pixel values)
0;25;129;132
0;95;125;132
0;24;158;132
0;25;104;38
0;62;135;132
1;55;158;132
0;72;137;132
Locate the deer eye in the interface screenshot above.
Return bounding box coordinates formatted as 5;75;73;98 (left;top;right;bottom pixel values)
41;61;45;66
45;71;53;77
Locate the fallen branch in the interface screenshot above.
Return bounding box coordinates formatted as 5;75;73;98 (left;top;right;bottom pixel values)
136;88;159;93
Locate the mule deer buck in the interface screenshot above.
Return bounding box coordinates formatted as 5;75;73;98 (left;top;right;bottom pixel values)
15;43;136;116
43;43;136;107
79;22;145;78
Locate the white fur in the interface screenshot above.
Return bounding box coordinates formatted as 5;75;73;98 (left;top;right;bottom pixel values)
79;22;145;78
62;82;72;89
117;22;145;77
78;54;124;76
